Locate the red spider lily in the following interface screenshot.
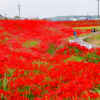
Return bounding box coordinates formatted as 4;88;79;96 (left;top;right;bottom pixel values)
56;20;100;27
0;19;100;99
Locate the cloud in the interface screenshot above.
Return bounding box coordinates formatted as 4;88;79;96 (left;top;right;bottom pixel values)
0;0;98;18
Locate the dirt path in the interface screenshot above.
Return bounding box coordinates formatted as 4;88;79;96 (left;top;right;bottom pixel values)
69;31;100;49
79;32;100;40
79;32;100;48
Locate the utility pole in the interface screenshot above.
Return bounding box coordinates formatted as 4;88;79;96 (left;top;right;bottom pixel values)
97;0;100;18
17;3;21;18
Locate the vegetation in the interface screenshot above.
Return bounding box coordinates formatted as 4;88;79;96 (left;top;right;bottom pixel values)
0;20;100;99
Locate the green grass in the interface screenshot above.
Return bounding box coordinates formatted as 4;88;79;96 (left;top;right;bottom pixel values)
48;44;56;54
65;55;85;62
78;33;93;37
68;33;92;40
23;40;38;48
83;34;100;45
68;36;75;40
68;32;93;40
69;26;100;40
93;34;100;40
73;26;100;31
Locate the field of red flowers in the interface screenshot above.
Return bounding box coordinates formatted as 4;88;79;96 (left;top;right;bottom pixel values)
0;20;100;100
56;20;100;27
56;20;100;36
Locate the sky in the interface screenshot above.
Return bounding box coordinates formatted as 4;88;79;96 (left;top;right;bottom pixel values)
0;0;98;18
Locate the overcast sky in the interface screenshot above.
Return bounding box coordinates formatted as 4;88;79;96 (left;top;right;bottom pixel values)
0;0;98;18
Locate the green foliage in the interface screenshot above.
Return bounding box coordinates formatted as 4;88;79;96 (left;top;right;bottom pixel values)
48;44;55;54
74;48;80;53
85;52;100;63
26;93;34;100
23;40;38;48
48;65;54;70
33;70;40;74
7;69;15;77
68;36;75;40
3;73;8;91
0;80;2;89
18;86;34;100
94;88;100;93
66;56;84;62
92;87;100;96
74;26;100;30
18;86;31;93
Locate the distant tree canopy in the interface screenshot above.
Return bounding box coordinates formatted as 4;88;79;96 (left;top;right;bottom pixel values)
14;16;20;19
0;14;8;19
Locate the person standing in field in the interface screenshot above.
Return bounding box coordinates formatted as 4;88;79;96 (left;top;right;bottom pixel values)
73;31;77;38
91;28;96;32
